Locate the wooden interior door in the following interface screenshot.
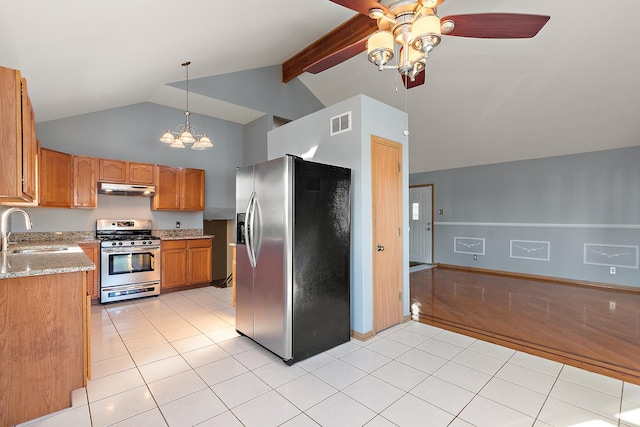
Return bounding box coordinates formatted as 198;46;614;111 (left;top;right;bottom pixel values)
371;136;403;333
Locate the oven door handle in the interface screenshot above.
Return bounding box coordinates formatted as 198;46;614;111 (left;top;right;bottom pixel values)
102;247;159;254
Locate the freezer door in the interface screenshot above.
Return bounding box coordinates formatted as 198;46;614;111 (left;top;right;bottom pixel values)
235;165;255;338
252;157;293;360
291;158;352;361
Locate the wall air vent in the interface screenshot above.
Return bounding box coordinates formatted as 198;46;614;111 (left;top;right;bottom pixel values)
330;111;352;136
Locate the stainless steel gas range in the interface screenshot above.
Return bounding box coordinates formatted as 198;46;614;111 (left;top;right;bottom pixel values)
96;219;161;303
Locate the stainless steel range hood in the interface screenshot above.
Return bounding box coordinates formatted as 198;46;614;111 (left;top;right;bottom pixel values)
98;182;156;196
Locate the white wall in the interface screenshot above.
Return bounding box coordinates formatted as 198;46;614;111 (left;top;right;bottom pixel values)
267;94;409;335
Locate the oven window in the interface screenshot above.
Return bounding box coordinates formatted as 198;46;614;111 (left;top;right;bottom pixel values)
109;252;155;275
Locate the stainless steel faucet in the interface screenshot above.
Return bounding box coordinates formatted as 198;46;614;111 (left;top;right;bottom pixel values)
1;208;32;252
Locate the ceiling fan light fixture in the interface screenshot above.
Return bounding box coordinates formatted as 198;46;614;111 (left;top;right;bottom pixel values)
367;30;395;68
398;46;425;78
412;14;442;51
440;19;455;35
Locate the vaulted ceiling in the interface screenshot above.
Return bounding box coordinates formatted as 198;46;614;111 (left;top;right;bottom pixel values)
2;0;639;173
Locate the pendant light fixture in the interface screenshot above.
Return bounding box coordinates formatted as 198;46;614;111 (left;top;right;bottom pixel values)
160;61;213;150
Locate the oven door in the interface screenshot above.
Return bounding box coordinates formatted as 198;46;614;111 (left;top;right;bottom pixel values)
100;246;161;287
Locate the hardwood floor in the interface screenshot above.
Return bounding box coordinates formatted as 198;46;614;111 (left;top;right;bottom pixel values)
410;266;640;385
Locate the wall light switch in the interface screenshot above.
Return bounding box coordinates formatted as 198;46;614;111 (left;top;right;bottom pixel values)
610;267;616;274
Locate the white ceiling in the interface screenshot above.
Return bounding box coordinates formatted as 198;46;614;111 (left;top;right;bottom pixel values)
2;0;639;173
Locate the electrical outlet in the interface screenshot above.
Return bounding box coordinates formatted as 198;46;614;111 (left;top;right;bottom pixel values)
609;301;616;311
473;255;477;260
610;266;616;274
175;221;181;229
438;209;444;215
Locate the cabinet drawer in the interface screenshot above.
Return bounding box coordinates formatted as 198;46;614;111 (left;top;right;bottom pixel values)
187;238;211;249
162;240;187;250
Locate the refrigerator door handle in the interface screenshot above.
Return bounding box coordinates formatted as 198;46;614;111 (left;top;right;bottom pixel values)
245;191;257;267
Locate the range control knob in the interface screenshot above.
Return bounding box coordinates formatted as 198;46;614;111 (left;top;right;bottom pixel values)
118;242;123;246
111;242;117;246
131;241;135;245
142;241;147;245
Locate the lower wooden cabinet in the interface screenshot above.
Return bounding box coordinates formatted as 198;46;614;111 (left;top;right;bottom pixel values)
0;272;86;426
161;238;212;290
79;242;100;300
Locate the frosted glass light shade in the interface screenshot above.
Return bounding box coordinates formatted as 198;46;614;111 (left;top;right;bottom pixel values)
412;14;442;50
367;31;394;66
179;130;196;144
169;139;185;148
199;135;213;147
160;131;175;144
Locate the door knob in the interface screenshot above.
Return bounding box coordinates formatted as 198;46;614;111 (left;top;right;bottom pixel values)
377;245;385;251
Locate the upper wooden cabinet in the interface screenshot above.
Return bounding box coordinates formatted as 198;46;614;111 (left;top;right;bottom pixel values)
129;162;154;184
152;165;181;210
180;168;205;211
0;66;37;204
98;159;154;184
73;155;98;208
152;166;205;211
98;159;126;182
39;147;72;208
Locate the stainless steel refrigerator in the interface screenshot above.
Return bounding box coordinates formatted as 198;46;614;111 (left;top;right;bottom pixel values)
235;155;351;364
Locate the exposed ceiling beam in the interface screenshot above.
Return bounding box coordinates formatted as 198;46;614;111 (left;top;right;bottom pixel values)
282;13;377;83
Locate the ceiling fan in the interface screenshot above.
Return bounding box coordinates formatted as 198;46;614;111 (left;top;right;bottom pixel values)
282;0;550;89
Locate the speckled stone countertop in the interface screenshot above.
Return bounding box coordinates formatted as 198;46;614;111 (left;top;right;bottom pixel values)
0;243;95;280
153;229;213;240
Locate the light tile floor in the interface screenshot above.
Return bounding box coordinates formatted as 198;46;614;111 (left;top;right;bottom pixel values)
17;286;640;427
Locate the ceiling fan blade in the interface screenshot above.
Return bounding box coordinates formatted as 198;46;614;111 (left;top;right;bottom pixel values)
441;13;550;39
402;71;426;89
304;39;367;74
282;13;377;82
330;0;388;15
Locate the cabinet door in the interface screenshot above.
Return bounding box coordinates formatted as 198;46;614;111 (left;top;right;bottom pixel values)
39;147;71;207
73;156;98;208
161;240;187;288
188;239;212;284
128;162;154;184
98;159;127;182
0;66;37;203
79;242;100;299
152;165;180;210
20;78;37;201
180;168;205;211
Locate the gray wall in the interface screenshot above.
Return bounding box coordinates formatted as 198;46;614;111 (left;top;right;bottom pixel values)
410;146;640;287
243;114;271;167
174;65;325;122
